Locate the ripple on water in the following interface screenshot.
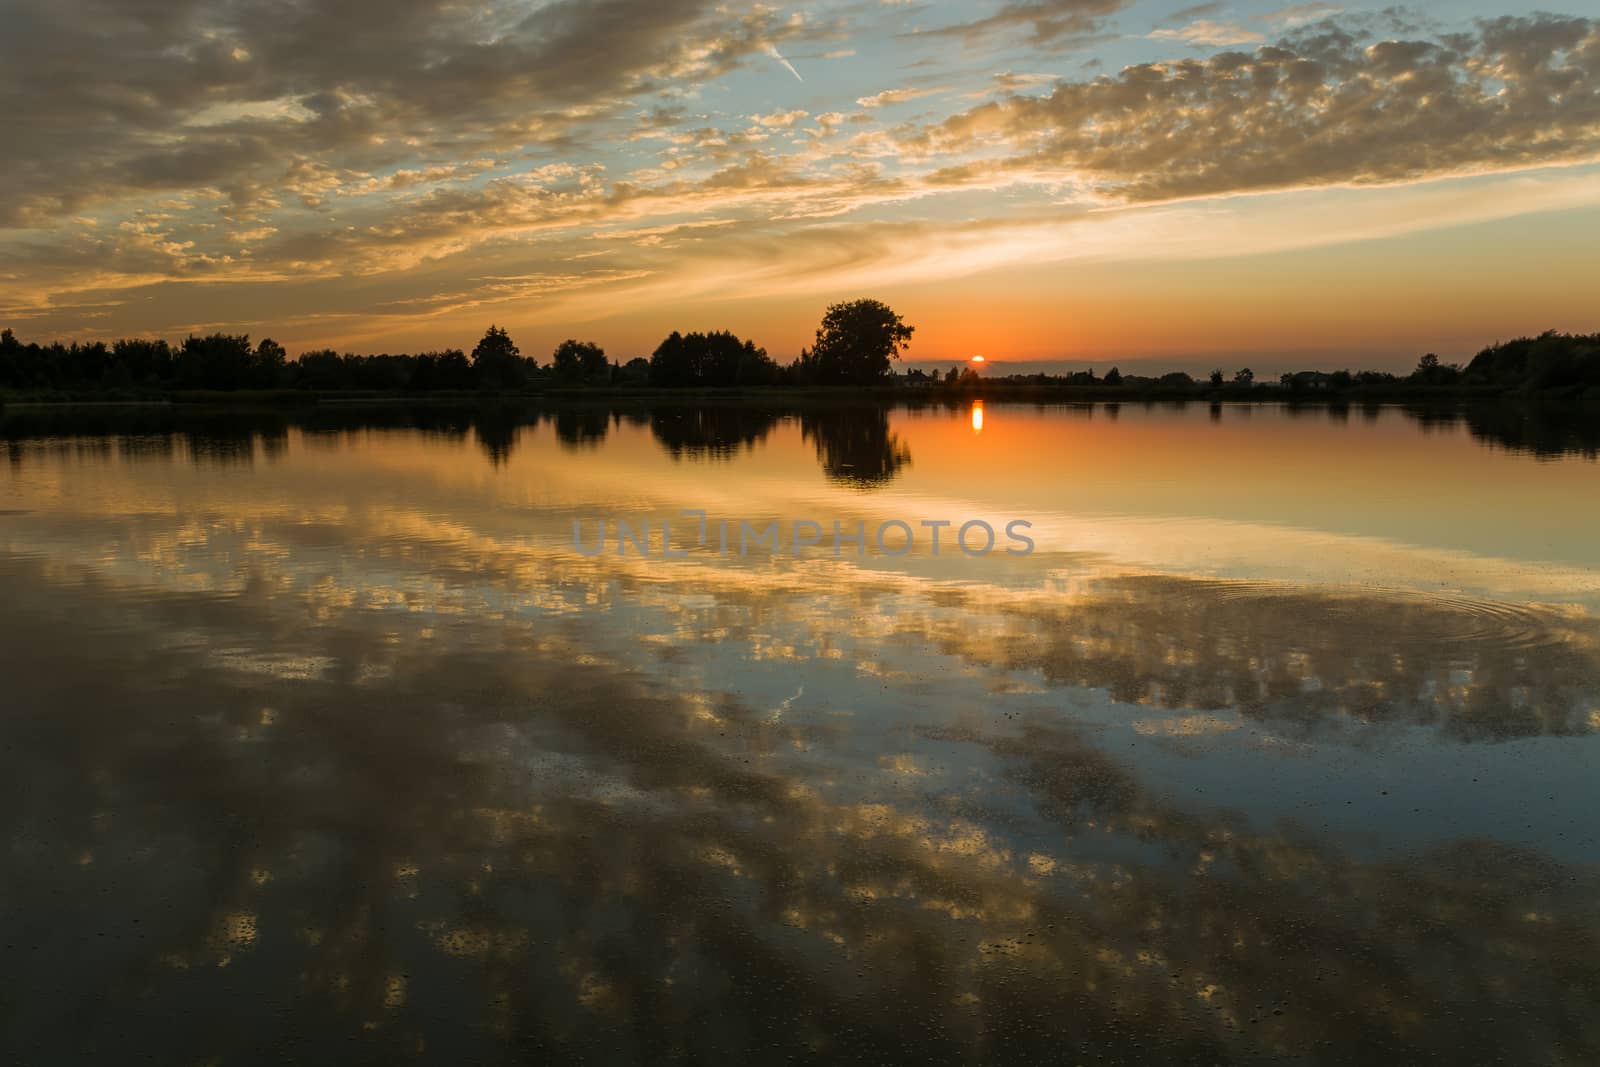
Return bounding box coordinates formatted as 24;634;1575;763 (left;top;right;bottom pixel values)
1188;578;1583;655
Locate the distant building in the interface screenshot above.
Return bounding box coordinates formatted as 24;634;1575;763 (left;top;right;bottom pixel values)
1290;371;1334;390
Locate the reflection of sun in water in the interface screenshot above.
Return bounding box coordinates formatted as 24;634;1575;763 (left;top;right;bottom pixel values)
971;401;984;434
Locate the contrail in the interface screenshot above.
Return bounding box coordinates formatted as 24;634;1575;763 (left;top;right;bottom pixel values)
765;43;803;82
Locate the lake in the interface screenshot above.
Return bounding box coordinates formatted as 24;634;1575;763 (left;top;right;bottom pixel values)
2;399;1598;1064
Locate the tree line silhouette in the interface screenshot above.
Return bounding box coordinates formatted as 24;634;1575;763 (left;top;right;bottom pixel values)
922;333;1599;398
2;306;1595;400
0;298;915;395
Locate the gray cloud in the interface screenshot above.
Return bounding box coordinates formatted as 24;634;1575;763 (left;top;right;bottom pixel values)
1167;2;1225;22
0;0;805;227
921;0;1130;47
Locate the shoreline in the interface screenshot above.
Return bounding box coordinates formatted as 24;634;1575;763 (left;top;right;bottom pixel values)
2;382;1592;409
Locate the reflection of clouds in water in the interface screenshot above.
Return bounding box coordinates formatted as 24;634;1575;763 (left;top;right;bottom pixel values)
4;476;1599;743
3;411;1600;1061
2;554;1598;1062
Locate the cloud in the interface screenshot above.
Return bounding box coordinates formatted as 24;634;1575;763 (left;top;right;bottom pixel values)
4;4;1598;349
0;0;810;228
856;87;942;108
1258;3;1344;27
1147;19;1264;47
1167;2;1224;21
907;14;1600;202
753;110;810;129
921;0;1131;47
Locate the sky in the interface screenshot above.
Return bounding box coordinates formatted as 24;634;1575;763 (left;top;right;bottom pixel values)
1;0;1597;371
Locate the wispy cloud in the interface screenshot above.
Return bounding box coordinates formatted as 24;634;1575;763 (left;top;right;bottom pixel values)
1147;19;1263;46
920;0;1131;47
856;87;942;108
1258;2;1344;26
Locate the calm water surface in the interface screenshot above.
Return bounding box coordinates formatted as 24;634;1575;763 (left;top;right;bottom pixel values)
2;401;1598;1064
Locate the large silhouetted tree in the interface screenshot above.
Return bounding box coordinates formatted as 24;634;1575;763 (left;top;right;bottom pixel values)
796;299;913;385
472;325;525;390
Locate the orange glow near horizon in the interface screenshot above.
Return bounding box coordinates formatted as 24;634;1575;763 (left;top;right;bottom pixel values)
4;0;1598;374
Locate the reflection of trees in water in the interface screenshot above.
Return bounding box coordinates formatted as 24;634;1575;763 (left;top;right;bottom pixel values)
1403;403;1600;458
4;401;1598;478
647;405;913;488
0;400;917;486
471;409;525;466
648;406;783;459
798;407;911;488
2;557;1597;1062
552;410;610;451
186;426;269;466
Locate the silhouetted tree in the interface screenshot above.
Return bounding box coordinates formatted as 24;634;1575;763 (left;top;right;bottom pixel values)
552;339;609;384
112;338;175;384
1465;332;1600;390
1410;352;1464;386
1209;369;1224;387
649;331;775;387
0;329;25;389
1233;368;1254;386
406;349;472;391
472;325;525;390
796;299;913;385
176;333;253;390
292;349;346;390
253;338;287;388
1104;366;1122;386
